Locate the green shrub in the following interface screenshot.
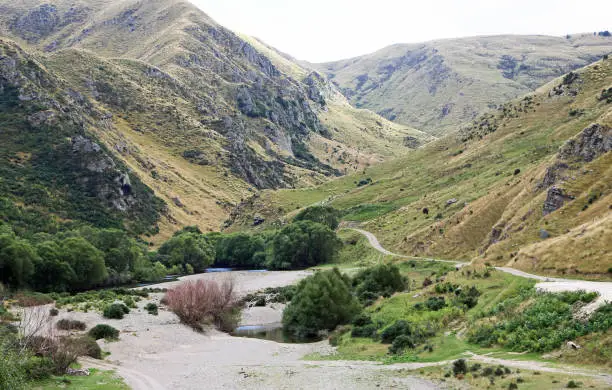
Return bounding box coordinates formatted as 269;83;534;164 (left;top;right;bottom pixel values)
123;297;136;308
381;320;412;344
425;296;446;311
56;319;86;331
508;383;518;390
567;380;579;388
76;336;102;359
352;264;407;305
88;324;119;340
282;269;361;339
454;286;481;309
145;302;158;315
389;335;415;354
103;303;129;319
23;356;54;380
351;324;377;338
452;359;468;375
49;308;59;316
0;348;27;389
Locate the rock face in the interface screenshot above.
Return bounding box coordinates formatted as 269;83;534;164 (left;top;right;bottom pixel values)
559;123;612;162
543;186;574;216
538;123;611;215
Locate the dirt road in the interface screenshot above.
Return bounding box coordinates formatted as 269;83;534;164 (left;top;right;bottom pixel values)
349;228;612;311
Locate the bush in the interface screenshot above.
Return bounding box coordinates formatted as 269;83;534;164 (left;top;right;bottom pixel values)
352;264;407;305
56;319;86;331
567;380;579;388
88;324;119;340
76;336;102;359
454;286;481;309
388;334;415;354
351;324;377;338
145;302;158;315
453;359;468;375
49;308;59;316
164;279;236;331
381;320;409;343
0;350;27;389
425;296;446;311
23;356;54;380
103;303;129;319
123;296;136;308
282;269;361;339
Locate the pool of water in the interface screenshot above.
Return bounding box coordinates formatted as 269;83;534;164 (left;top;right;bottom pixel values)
231;323;321;344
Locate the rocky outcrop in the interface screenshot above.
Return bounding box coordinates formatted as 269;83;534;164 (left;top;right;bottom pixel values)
538;123;611;215
543;186;574;215
559;123;611;162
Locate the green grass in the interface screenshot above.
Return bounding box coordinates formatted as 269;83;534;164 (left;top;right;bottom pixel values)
31;368;129;390
406;364;608;390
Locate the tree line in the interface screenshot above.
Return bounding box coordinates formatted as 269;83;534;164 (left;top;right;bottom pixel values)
0;206;341;293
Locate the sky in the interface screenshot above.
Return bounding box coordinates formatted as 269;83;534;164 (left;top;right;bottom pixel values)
191;0;612;63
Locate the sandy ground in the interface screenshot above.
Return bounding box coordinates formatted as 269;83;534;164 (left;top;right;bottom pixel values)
29;271;444;389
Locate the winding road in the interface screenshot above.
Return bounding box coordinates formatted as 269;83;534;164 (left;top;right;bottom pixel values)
349;228;612;312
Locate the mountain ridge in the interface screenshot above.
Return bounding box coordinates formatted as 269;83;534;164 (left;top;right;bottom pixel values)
312;33;612;135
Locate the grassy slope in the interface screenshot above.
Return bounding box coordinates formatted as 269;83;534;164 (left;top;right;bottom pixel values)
313;34;612;135
235;58;612;278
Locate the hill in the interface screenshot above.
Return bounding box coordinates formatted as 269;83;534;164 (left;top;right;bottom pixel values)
313;34;612;135
0;0;430;240
231;57;612;279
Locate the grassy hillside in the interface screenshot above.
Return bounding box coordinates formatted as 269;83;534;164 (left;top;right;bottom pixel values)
313;34;612;135
0;0;431;239
232;57;612;279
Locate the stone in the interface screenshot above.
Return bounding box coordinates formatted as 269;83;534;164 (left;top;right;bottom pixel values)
539;229;550;239
543;186;574;215
446;198;458;206
253;216;265;226
566;341;581;349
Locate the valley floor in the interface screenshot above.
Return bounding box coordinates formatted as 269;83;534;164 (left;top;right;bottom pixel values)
29;253;612;389
48;271;441;389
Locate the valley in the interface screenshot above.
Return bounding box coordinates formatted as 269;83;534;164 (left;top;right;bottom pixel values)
0;0;611;389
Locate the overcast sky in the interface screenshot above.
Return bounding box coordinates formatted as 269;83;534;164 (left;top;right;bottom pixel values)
191;0;612;63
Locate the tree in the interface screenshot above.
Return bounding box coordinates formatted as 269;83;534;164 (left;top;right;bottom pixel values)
294;206;340;230
59;237;107;290
0;234;37;288
282;268;361;339
214;233;265;268
32;241;76;292
158;232;214;273
79;227;142;273
268;221;341;270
